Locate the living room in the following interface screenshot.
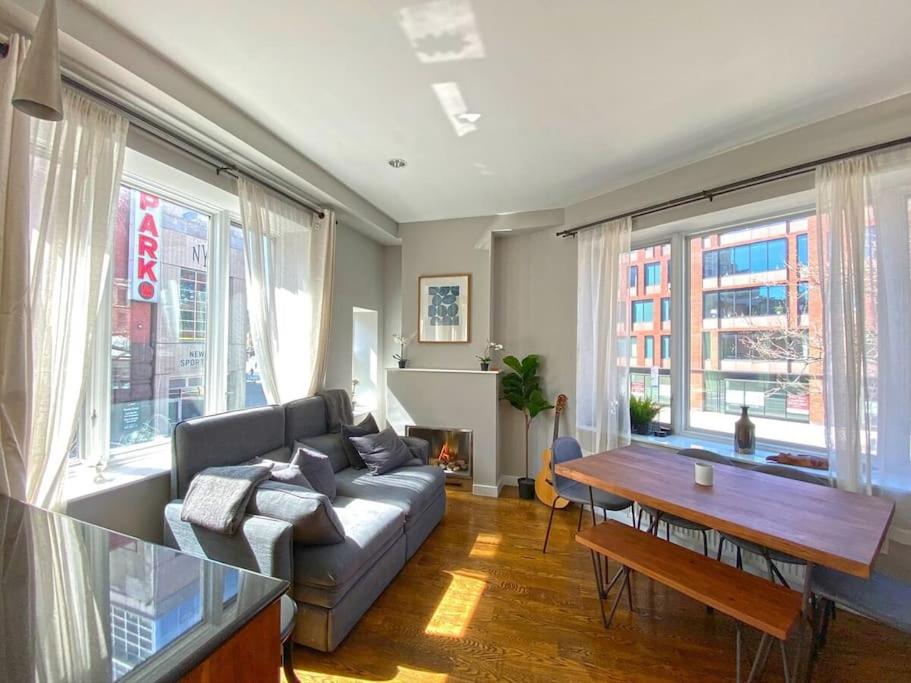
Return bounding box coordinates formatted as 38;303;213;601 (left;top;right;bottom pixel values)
2;1;911;681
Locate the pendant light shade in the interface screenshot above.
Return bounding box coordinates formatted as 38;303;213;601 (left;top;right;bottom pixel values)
12;0;64;121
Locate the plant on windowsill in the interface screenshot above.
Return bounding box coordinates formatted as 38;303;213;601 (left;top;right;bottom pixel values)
392;332;415;368
475;340;504;371
501;354;554;500
629;395;661;436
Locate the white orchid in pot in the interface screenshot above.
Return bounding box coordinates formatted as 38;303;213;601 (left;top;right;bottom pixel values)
393;332;416;368
475;340;504;371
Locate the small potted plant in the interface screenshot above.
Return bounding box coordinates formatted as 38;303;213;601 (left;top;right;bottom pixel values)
393;332;415;368
476;340;504;371
629;395;661;436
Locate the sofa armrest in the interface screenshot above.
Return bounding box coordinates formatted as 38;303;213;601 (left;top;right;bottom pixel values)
401;435;430;464
164;501;294;581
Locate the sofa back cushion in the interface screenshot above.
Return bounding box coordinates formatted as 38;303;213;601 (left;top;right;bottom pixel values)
296;433;350;473
284;396;330;443
171;405;288;498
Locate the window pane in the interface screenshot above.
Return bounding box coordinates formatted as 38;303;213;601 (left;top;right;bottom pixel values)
628;265;638;289
110;187;210;451
688;214;823;448
645;262;661;287
227;224;267;411
797;233;809;267
768;238;787;270
624;242;672;425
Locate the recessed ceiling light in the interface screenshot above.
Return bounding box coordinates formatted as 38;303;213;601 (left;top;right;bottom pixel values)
388;158;407;168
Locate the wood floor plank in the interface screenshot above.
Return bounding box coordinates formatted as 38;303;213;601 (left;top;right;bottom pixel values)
289;487;911;682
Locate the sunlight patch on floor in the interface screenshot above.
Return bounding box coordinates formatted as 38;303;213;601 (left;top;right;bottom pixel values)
424;570;487;638
468;531;502;559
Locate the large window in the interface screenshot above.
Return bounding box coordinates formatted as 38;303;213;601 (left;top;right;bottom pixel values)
109;186;211;450
689;213;823;448
74;160;269;465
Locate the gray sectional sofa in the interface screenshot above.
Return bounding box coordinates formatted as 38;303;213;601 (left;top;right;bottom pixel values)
163;395;446;651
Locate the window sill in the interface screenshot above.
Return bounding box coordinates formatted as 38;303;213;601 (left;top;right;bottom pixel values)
66;445;171;503
630;432;827;476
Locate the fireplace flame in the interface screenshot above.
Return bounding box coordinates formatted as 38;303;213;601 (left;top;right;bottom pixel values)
438;442;455;465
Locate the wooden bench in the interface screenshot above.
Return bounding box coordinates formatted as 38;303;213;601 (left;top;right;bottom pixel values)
577;519;802;681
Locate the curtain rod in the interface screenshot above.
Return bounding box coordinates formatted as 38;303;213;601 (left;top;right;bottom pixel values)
0;40;325;218
557;133;911;238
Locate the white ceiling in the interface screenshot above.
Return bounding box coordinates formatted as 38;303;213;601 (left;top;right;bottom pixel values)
79;0;911;223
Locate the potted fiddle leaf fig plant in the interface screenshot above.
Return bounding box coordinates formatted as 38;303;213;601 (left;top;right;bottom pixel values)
501;354;554;500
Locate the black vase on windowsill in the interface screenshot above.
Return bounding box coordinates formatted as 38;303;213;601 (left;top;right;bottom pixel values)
397;359;407;369
734;406;756;455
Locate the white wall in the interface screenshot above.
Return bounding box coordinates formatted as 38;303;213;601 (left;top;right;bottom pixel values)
383;246;403;368
398;218;493;369
493;230;578;480
325;223;387;407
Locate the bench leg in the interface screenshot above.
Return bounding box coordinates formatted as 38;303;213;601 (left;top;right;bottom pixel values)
590;550;609;626
604;567;632;629
747;633;772;683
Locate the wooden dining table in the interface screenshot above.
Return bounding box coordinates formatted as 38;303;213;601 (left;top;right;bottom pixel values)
556;442;896;679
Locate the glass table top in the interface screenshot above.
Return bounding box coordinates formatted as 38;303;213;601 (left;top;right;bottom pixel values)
0;495;288;682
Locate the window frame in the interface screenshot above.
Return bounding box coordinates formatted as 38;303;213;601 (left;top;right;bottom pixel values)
74;173;243;469
628;207;825;457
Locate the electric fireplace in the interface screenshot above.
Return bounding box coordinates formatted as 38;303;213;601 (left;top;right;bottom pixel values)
405;426;472;480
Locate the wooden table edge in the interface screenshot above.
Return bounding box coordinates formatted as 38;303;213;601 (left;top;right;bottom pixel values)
557;460;895;578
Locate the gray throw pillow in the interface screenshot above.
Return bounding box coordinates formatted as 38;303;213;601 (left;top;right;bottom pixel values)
292;443;337;500
340;413;379;469
243;454;311;488
349;427;415;476
247;481;345;545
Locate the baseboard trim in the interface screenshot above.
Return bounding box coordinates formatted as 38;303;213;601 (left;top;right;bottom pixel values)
498;475;519;488
472;481;502;497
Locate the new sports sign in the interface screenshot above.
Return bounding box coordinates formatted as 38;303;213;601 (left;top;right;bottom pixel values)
129;191;161;303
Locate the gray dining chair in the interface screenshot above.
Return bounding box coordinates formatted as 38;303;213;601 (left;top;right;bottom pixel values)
718;463;830;587
542;436;634;553
810;566;911;660
638;448;732;557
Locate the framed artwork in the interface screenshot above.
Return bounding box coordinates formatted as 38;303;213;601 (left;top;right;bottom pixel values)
418;273;471;343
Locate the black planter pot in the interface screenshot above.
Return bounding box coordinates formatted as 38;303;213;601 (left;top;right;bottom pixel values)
480;361;490;371
632;422;652;436
397;359;407;368
518;477;535;500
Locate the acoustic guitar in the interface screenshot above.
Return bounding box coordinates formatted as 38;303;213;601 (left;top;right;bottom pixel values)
534;394;570;508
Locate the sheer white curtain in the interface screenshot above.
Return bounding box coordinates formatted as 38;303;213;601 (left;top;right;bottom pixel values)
27;89;128;510
817;145;911;543
0;35;33;501
576;217;632;453
238;178;335;403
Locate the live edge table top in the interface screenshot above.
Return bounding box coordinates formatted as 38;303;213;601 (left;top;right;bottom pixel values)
556;443;894;577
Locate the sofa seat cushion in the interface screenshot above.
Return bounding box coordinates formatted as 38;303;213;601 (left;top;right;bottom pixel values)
292;496;404;608
334;465;445;529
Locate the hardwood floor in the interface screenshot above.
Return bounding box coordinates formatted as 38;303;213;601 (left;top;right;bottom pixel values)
290;487;911;682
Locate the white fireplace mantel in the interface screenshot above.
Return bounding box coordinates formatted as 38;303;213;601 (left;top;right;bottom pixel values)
385;368;501;496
